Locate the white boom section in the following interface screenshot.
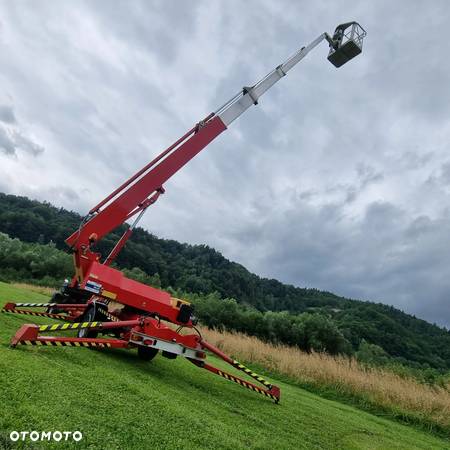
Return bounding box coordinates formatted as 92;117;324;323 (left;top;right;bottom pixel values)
216;33;331;126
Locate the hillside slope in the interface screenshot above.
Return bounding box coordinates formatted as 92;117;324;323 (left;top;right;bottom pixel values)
0;192;449;370
0;283;448;450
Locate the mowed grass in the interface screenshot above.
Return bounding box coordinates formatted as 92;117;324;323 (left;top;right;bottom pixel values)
0;282;449;450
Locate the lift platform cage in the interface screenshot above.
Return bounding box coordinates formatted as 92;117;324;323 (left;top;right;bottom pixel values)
328;22;367;68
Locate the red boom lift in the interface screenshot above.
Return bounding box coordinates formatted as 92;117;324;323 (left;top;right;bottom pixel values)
3;23;366;403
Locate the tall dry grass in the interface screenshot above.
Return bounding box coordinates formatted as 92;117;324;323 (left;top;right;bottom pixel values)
200;327;450;431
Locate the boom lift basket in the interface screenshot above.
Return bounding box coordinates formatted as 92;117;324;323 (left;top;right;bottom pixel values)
328;22;366;67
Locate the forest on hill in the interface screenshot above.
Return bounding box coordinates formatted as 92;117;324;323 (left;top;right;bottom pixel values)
0;192;449;371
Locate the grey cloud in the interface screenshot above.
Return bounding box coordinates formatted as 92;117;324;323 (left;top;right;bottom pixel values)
12;129;44;156
0;100;44;157
87;0;200;64
0;127;15;155
363;201;404;232
436;162;450;186
0;105;16;124
356;163;384;188
0;125;44;156
38;185;80;203
360;1;450;126
424;161;450;189
396;151;434;171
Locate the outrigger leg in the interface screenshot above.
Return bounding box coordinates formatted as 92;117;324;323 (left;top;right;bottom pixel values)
2;302;87;322
192;340;280;403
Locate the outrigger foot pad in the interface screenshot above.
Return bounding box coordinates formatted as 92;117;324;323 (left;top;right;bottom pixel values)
10;324;40;347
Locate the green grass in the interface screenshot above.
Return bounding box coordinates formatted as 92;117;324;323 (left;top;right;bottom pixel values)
0;282;449;450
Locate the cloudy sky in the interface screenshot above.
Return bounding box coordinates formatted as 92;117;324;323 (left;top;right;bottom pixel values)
1;1;450;326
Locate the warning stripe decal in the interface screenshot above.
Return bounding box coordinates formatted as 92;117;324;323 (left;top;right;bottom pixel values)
232;359;273;388
19;340;111;348
39;321;102;332
1;309;67;320
14;303;57;307
97;309;120;322
217;370;278;401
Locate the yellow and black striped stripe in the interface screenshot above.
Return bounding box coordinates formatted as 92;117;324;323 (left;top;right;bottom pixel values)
19;340;111;348
1;309;67;320
39;321;102;332
97;309;120;322
217;370;279;402
14;303;57;307
232;359;272;389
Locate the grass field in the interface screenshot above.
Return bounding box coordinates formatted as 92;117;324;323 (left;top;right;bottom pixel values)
0;282;449;450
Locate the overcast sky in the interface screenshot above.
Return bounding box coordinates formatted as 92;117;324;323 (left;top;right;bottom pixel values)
1;1;450;326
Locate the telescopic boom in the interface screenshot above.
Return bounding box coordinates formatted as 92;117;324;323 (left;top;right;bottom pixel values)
66;22;366;277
